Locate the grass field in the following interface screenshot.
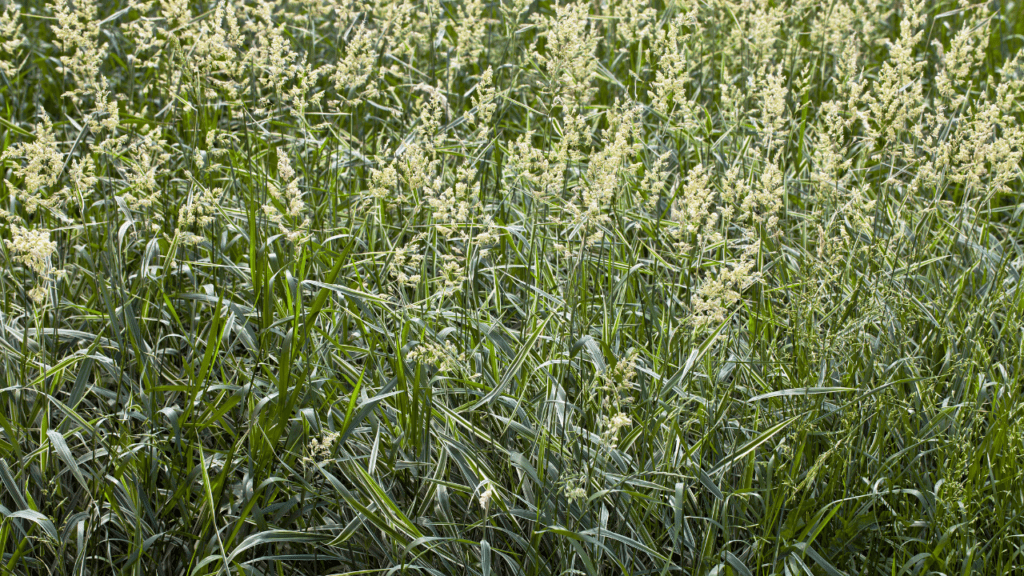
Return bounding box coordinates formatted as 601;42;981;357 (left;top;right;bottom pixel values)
1;0;1024;574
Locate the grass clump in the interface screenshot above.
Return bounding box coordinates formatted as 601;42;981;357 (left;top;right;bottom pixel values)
0;0;1023;574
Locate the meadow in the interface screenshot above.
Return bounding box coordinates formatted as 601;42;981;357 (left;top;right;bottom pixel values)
0;0;1023;573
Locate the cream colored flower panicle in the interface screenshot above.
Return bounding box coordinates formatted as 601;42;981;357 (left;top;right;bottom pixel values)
534;1;598;104
177;181;220;245
192;0;245;90
691;275;738;330
671;163;716;244
562;475;588;503
120;133;169;213
416;83;450;148
367;0;427;63
502;0;532;22
744;159;784;235
305;430;340;465
389;243;424;287
262;152;309;243
601;411;632;449
448;0;487;70
331;18;378;102
468;67;498;133
51;0;103;97
51;0;120;138
276;152;305;219
506;131;558;200
864;0;927;144
426;165;478;237
478;480;495;509
691;235;762;330
638;150;673;213
599;0;656;46
2;116;68;215
600;350;638;411
248;0;300;98
407;339;466;374
758;67;789;152
6;225;56;277
368;162;399;204
935;25;986;102
0;1;22;76
438;252;468;295
6;224;61;304
580;103;643;224
651;12;702;133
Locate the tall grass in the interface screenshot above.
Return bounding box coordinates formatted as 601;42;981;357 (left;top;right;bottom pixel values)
0;0;1022;574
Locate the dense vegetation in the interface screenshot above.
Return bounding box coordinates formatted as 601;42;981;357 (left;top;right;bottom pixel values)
1;0;1023;573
